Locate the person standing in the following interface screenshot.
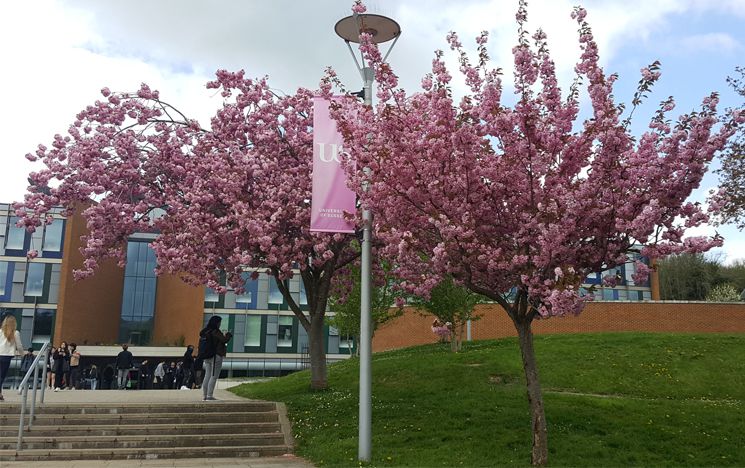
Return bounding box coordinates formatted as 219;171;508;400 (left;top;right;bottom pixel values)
52;344;69;391
138;360;151;390
0;315;25;401
174;361;184;389
153;361;165;389
164;361;175;389
200;315;232;401
115;344;134;390
60;341;71;389
20;348;35;375
88;364;99;390
46;351;54;389
182;345;195;389
69;343;81;390
193;356;204;389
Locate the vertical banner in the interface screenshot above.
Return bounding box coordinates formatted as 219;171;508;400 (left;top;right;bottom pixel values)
310;97;356;233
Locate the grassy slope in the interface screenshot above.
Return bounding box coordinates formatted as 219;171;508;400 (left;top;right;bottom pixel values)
231;333;745;467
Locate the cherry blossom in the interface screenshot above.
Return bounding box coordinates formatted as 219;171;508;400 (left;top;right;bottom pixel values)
332;0;740;464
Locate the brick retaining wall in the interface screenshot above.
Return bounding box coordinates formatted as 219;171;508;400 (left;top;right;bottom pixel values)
372;301;745;352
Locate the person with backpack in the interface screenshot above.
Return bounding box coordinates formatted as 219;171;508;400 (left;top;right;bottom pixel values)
198;315;232;401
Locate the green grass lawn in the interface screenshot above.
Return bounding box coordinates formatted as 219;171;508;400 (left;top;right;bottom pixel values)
230;333;745;467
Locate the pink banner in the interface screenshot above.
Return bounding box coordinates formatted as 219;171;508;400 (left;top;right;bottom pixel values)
310;97;356;233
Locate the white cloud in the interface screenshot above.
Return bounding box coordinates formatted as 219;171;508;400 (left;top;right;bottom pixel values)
681;33;741;53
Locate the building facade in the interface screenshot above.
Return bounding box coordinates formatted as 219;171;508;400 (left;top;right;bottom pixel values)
2;202;656;379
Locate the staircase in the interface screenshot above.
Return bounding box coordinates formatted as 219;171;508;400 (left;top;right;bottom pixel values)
0;400;293;462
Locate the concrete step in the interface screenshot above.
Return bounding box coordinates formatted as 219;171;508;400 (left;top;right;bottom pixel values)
0;433;286;450
0;422;282;438
0;401;276;414
0;444;291;461
0;411;279;426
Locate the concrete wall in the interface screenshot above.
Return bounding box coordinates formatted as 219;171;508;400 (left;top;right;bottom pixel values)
372;301;745;352
55;207;124;346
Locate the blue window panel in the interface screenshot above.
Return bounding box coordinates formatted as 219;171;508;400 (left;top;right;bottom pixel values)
0;261;10;298
119;240;158;344
25;263;45;297
235;273;259;310
268;278;283;305
205;287;219;303
584;272;602;285
299;280;308;306
42;219;65;255
5;217;26;250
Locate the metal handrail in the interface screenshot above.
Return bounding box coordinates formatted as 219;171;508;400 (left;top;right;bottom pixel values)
16;341;50;451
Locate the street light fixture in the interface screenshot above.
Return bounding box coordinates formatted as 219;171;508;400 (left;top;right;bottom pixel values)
334;11;400;463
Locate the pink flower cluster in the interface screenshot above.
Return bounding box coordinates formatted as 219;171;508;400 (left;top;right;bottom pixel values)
332;0;738;319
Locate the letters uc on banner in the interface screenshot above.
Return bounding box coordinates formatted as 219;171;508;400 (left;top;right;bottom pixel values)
310;97;356;233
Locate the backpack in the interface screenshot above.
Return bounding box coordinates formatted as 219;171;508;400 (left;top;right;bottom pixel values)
197;330;217;360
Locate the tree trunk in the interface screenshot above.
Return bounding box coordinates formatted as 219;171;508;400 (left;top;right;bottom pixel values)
308;318;327;390
514;317;548;466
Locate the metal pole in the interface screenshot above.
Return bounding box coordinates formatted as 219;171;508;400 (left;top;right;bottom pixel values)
16;385;28;451
358;66;374;463
40;346;49;403
29;360;40;429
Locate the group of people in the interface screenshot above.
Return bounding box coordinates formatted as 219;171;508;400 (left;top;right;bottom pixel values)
49;341;85;391
114;345;203;390
1;313;233;402
114;315;233;401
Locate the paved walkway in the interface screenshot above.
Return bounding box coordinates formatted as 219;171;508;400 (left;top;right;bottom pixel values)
2;387;245;404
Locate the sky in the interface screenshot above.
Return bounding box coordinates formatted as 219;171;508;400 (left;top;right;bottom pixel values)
1;0;743;263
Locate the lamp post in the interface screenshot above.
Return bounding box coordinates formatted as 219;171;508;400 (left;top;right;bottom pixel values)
335;12;400;463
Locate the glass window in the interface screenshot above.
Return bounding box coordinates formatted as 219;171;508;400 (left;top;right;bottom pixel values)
236;273;255;304
119;241;157;345
601;288;614;301
0;261;8;296
299;280;308;306
278;316;293;347
25;263;45;297
244;315;261;347
33;308;55;343
268;278;284;305
236;290;252;304
6;216;25;250
205;287;219;303
42;219;64;252
340;335;355;352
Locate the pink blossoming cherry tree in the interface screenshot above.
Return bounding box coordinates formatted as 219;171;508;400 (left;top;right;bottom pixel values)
333;1;740;464
17;72;358;390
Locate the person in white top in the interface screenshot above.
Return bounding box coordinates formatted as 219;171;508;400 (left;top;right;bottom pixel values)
0;315;25;401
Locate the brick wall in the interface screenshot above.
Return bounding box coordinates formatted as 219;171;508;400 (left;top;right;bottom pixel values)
55;207;124;346
372;301;745;352
152;275;205;347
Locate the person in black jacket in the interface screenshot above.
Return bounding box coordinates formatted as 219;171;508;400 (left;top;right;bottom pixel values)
138;360;151;390
200;315;232;401
164;361;176;389
182;345;195;389
115;344;134;390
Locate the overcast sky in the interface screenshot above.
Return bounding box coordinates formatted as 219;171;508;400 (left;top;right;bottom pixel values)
1;0;743;263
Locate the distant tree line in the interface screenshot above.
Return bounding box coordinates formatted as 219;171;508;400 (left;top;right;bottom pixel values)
657;253;745;301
